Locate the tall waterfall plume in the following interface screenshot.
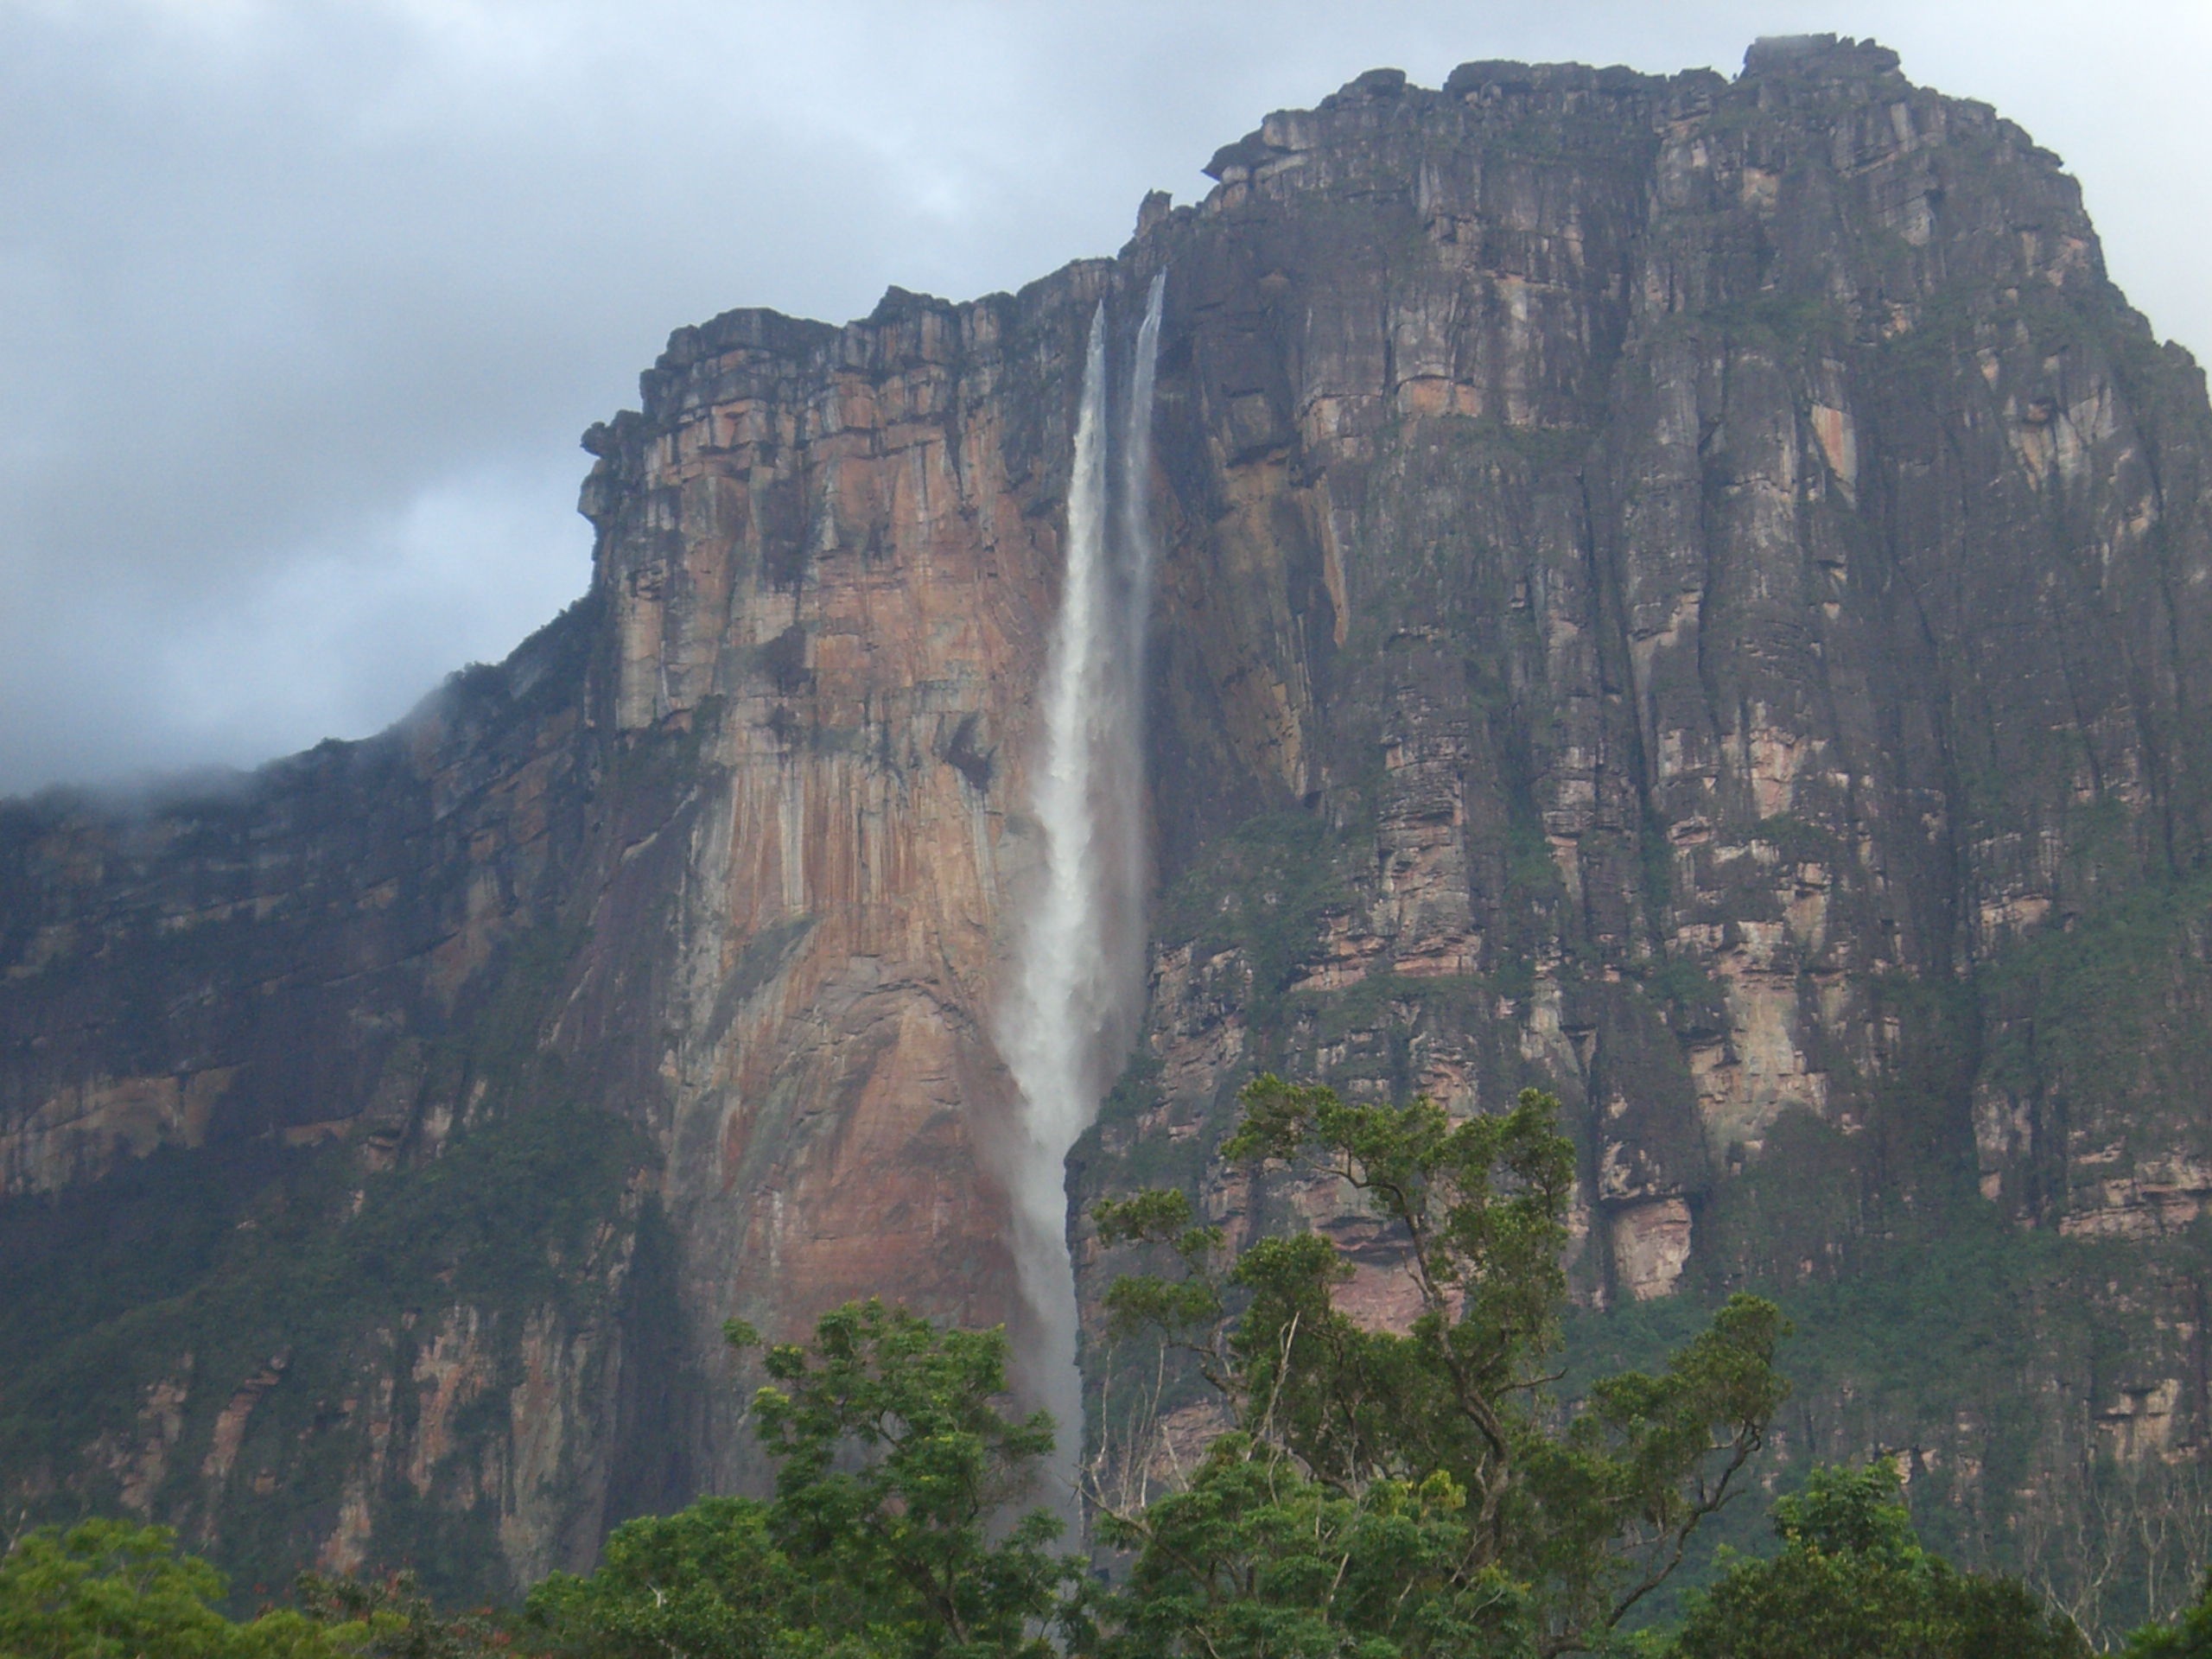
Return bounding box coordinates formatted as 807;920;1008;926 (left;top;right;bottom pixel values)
999;275;1166;1497
1113;276;1167;922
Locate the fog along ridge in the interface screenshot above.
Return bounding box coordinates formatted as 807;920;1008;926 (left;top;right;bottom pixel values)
3;35;2212;1629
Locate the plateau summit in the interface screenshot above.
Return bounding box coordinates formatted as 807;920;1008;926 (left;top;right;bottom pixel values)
3;33;2209;1627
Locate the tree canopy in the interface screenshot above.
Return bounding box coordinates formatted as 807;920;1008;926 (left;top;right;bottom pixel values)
1669;1462;2089;1659
1085;1079;1787;1656
530;1299;1077;1659
16;1080;2209;1659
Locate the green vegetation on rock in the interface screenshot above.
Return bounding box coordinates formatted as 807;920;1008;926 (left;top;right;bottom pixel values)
0;922;657;1608
32;1075;2209;1659
1085;1077;1785;1656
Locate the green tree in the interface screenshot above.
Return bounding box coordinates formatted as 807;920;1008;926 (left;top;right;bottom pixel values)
0;1517;352;1658
529;1299;1081;1658
291;1569;511;1657
1086;1080;1789;1657
1669;1463;2088;1659
525;1500;799;1657
2123;1570;2212;1659
0;1518;240;1659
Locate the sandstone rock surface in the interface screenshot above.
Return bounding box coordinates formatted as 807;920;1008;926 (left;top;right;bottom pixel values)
3;35;2211;1615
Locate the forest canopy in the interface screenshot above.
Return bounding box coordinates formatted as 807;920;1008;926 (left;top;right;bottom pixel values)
3;1081;2202;1658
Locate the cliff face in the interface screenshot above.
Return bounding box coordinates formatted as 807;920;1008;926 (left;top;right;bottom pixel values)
1074;37;2212;1607
570;278;1122;1473
3;32;2210;1622
0;268;1122;1588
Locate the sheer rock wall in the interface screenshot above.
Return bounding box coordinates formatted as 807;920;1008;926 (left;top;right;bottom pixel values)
3;34;2210;1602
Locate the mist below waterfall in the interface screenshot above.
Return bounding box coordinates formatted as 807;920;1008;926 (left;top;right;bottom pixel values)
998;275;1166;1505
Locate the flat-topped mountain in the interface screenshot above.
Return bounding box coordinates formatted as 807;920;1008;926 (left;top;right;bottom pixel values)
4;34;2209;1624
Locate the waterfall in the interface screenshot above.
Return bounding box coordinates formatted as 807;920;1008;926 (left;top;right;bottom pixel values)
1114;275;1167;926
999;275;1166;1504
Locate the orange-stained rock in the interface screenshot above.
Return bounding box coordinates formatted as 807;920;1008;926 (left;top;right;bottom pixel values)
9;37;2212;1605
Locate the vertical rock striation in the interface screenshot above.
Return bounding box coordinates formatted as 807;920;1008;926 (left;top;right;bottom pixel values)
1075;39;2212;1609
3;34;2211;1619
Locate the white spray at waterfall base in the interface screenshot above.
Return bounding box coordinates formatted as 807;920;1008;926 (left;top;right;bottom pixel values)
998;275;1166;1508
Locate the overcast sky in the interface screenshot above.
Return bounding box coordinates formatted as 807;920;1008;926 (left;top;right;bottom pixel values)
3;0;2206;795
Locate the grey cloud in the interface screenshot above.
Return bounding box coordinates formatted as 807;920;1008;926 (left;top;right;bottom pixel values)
2;0;2203;791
